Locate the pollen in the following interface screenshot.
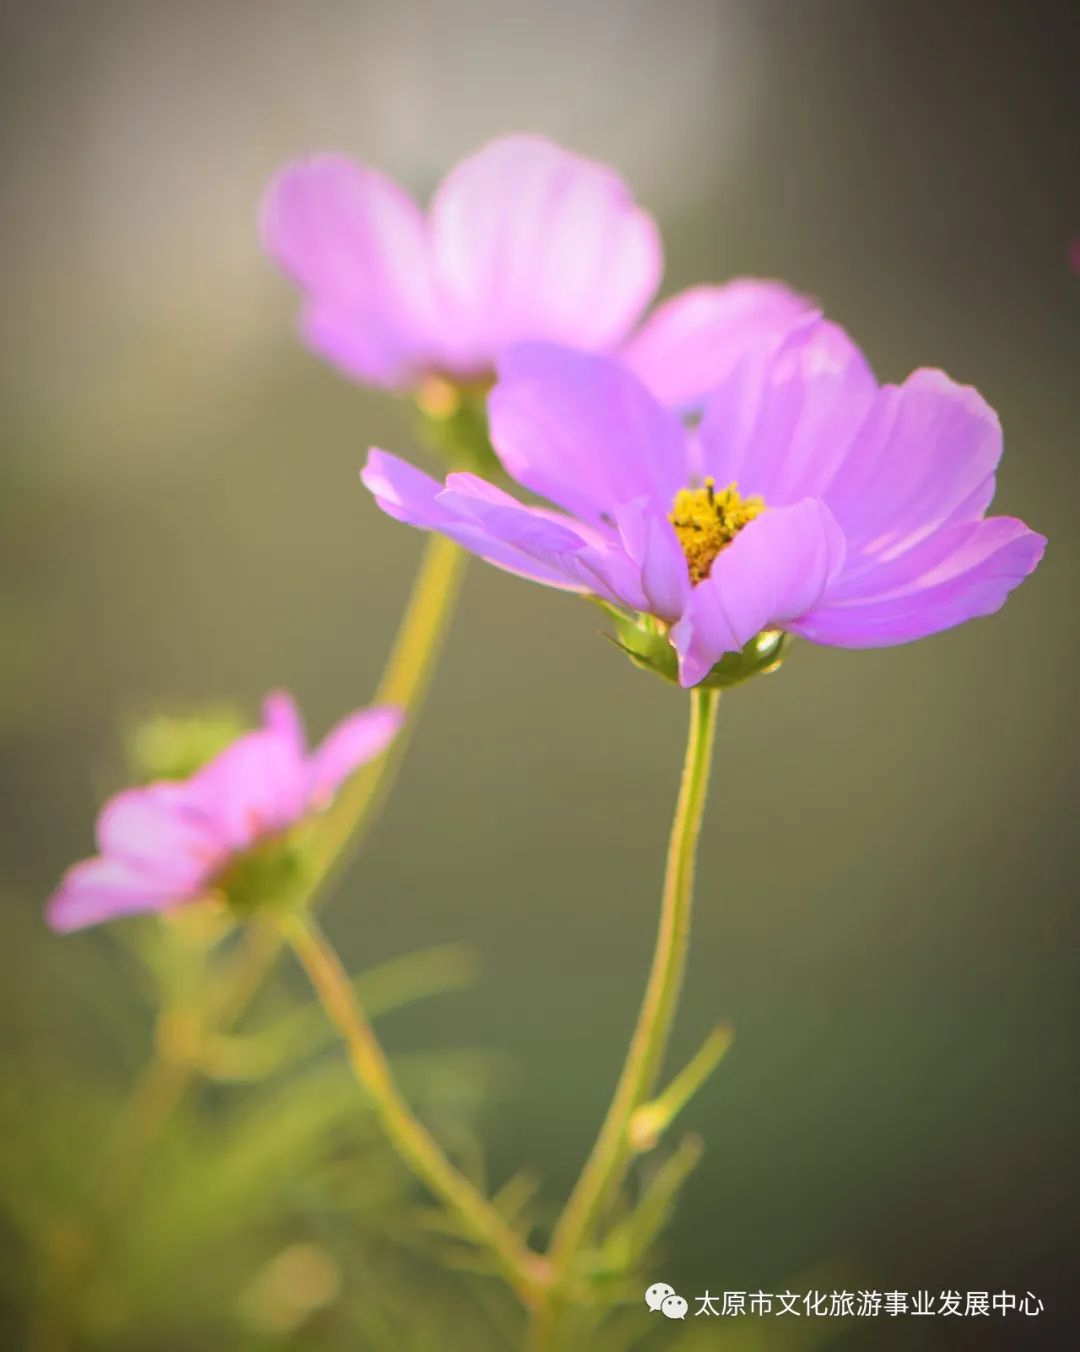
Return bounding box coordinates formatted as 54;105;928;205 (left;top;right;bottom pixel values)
669;478;765;584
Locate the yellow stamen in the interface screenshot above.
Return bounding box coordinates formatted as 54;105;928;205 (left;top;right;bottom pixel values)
668;478;765;584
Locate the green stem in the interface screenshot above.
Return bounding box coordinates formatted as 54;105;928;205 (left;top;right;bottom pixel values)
95;1051;190;1210
96;533;468;1208
312;532;467;883
544;686;721;1291
282;911;548;1305
207;533;468;1026
627;1022;734;1152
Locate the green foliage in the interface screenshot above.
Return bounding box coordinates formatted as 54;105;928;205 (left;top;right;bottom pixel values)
0;906;517;1351
1;698;804;1350
0;901;819;1350
124;707;250;784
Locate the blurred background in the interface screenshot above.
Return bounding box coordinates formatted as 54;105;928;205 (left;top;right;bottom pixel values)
1;1;1078;1348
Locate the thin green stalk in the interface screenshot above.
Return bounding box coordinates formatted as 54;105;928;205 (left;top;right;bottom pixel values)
97;533;467;1206
544;686;721;1292
282;911;548;1305
311;532;467;885
198;533;467;1022
95;1051;190;1210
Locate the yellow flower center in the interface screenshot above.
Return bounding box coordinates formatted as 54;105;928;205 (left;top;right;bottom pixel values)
668;478;765;585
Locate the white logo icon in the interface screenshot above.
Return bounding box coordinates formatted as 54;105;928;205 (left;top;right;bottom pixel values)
645;1282;687;1318
661;1294;688;1320
645;1282;676;1312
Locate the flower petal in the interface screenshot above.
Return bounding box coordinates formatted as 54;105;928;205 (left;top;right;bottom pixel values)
436;471;605;590
308;706;404;810
821;369;1003;559
47;856;194;934
260;153;440;387
622;279;816;410
362;451;586;591
188;729;307;850
789;516;1045;646
671;499;847;686
96;784;226;886
612;498;690;621
433;479;649;612
564;544;650;614
299;302;432;389
262;691;307;756
698;318;878;506
489;344;688;523
361;449;455;529
429;135;660;371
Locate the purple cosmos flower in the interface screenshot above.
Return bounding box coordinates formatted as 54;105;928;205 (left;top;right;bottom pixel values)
47;694;402;933
361;318;1045;688
261;134;811;409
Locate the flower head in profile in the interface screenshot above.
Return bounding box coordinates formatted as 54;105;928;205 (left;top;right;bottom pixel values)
47;694;402;933
261;133;810;411
361;319;1045;688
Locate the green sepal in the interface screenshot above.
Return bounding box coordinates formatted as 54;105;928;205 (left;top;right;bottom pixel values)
600;604;792;689
217;824;316;919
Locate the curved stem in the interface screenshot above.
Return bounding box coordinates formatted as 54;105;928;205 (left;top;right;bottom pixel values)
96;534;467;1208
282;911;547;1304
545;686;720;1286
206;533;468;1025
204;919;283;1028
95;1049;189;1212
314;532;466;881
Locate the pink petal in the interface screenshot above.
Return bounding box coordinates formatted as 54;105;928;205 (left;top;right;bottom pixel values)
307;706;404;810
489;343;688;524
300;302;432;389
262;690;307;756
436;471;601;590
439;475;650;610
429;135;661;370
612;498;690;622
47;856;196;934
188;729;307;851
622;279;816;410
96;783;226;887
671;499;847;686
362;451;586;590
361;449;454;529
790;517;1046;646
698;318;878;506
821;369;1002;558
260;153;441;387
431;469;647;612
567;546;651;614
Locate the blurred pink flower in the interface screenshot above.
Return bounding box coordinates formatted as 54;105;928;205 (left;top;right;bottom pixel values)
47;694;402;933
261;134;811;409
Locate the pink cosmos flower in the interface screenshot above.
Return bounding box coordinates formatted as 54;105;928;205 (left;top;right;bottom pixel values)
361;318;1046;688
261;134;811;409
47;694;402;933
